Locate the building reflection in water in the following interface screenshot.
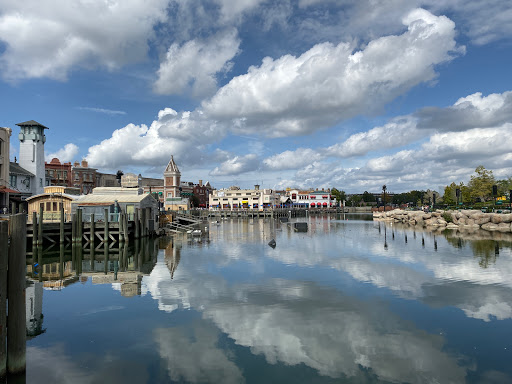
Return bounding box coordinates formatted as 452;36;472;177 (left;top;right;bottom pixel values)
26;238;160;298
26;281;45;339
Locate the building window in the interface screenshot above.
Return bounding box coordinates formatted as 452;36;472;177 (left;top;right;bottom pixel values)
64;171;67;178
46;202;51;211
53;202;57;211
10;174;17;187
40;178;43;187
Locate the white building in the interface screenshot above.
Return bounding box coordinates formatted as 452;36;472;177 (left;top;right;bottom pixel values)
17;120;48;195
287;189;336;208
209;185;278;210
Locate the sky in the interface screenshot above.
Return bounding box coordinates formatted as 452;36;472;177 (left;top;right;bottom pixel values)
1;0;512;193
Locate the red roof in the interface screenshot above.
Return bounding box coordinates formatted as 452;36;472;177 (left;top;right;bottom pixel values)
0;187;20;194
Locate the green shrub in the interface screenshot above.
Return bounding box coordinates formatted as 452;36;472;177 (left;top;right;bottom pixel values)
442;212;453;223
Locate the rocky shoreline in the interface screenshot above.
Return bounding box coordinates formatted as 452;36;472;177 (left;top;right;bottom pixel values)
373;209;512;233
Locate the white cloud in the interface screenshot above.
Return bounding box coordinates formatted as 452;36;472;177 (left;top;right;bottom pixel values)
45;143;79;162
0;0;168;81
77;107;126;115
326;116;423;158
263;148;324;170
210;154;259;176
416;91;512;131
85;109;226;169
154;29;241;97
213;0;267;23
203;9;461;137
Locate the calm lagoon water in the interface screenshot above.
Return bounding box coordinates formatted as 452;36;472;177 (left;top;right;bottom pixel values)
24;214;512;383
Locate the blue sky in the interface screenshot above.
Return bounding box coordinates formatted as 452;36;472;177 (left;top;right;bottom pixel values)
1;0;512;193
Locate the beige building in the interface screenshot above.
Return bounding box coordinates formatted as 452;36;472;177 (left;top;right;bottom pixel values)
209;185;278;210
25;186;80;222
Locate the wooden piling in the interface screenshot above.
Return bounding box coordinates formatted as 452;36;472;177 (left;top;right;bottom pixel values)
59;244;64;280
32;212;37;251
90;214;95;249
77;209;83;245
37;245;43;283
104;242;109;275
38;205;43;247
124;213;129;242
0;221;8;378
71;213;76;243
134;209;140;239
119;213;125;243
60;206;65;244
146;207;151;236
7;214;27;374
104;208;109;246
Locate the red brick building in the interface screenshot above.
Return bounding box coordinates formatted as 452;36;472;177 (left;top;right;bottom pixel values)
45;158;72;187
72;160;97;195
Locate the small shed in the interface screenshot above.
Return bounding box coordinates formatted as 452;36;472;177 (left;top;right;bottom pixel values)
71;187;159;223
26;190;78;222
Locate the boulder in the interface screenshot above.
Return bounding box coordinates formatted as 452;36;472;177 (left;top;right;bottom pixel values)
481;222;499;231
497;222;510;232
474;215;491;225
491;214;503;224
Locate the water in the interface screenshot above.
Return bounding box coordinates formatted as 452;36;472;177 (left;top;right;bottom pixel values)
22;214;512;383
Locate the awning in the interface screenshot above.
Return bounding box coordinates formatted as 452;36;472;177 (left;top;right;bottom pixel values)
311;203;315;207
0;187;20;194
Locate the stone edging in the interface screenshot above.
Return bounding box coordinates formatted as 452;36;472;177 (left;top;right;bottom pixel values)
373;209;512;233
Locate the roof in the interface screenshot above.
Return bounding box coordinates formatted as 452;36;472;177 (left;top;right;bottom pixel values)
0;186;20;194
164;155;180;174
26;193;78;202
72;193;155;205
16;120;49;129
10;162;35;176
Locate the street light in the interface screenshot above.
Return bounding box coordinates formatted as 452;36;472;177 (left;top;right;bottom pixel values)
382;185;387;211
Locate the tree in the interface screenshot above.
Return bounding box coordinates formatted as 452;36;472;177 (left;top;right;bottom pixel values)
362;191;375;202
348;194;363;206
331;188;346;205
496;177;512;197
468;166;495;202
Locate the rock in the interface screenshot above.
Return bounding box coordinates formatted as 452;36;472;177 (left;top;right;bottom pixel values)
491;214;503;224
498;222;510;232
481;222;499;231
501;214;512;223
446;223;459;230
474;215;490;225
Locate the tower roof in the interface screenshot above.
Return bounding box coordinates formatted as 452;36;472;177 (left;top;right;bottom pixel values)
16;120;49;129
164;155;180;174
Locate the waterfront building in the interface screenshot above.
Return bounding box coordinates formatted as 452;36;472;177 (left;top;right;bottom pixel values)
17;120;48;195
164;155;181;199
193;180;212;208
287;189;336;208
72;159;97;194
45;158;72;187
71;187;159;224
96;171;119;187
209;185;278;210
0;126;12;211
25;185;80;222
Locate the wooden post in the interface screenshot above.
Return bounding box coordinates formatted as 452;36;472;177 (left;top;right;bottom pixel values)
32;211;37;251
90;213;95;249
119;213;124;243
60;206;65;244
104;208;109;247
77;209;83;246
38;205;43;247
76;243;83;276
37;244;43;283
59;244;64;280
10;202;15;215
104;241;109;275
124;213;129;242
134;209;140;239
134;239;139;270
7;214;26;374
146;207;151;236
141;208;146;237
71;213;76;244
0;221;8;378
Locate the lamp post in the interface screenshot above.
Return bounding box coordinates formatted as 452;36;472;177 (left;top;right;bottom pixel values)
382;185;387;212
